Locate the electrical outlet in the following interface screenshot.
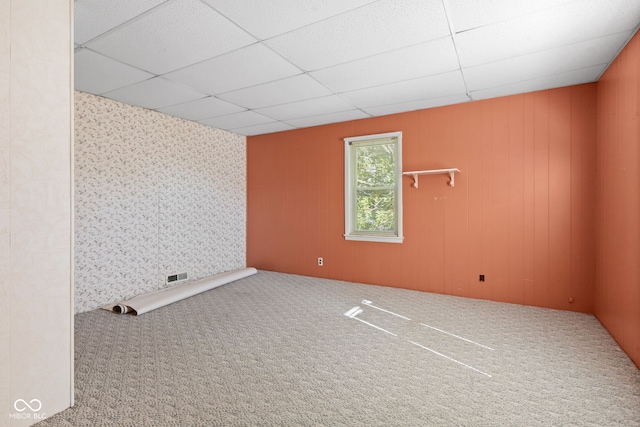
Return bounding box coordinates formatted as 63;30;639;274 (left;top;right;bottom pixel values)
318;257;324;266
479;274;485;282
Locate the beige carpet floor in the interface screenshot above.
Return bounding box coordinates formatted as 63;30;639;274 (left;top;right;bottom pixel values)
39;271;640;426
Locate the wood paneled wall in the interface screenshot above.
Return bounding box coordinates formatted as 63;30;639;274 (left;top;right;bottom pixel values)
596;31;640;368
248;84;597;314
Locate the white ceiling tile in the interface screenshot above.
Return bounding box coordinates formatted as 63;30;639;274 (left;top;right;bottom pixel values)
310;37;459;93
86;0;257;74
255;96;356;121
199;111;275;130
156;97;246;121
362;94;471;117
164;43;302;95
74;49;154;94
465;32;631;91
230;122;296;136
456;0;640;67
202;0;377;40
283;110;371;128
447;0;575;32
265;0;450;71
73;0;640;135
102;77;207;109
74;0;166;44
470;64;606;101
340;71;467;108
217;75;333;109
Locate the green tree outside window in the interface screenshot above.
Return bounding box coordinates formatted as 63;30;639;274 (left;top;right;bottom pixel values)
344;132;403;243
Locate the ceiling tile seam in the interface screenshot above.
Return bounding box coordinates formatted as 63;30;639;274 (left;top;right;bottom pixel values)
278;110;373;127
274;105;371;124
188;109;251;123
196;0;265;42
77;48;161;94
261;1;460;74
296;69;350;110
595;24;640;81
157;95;248;119
196;0;382;44
464;60;608;91
259;38;464;111
334;67;466;98
76;0;173;48
151;40;292;81
94;76;163;97
361;93;473;112
293;37;463;107
213;90;364;120
218;93;344;118
197;109;275;125
212;72;312;101
100;75;212;107
249;0;383;43
199;1;390;77
451;0;582;35
230;122;298;134
273;36;455;75
467;62;609;96
253;97;363;122
462;29;636;72
440;0;471;99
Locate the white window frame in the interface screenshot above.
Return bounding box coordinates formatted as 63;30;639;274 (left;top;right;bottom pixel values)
344;131;403;243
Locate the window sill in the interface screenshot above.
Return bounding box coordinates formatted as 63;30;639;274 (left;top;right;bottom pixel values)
344;234;404;243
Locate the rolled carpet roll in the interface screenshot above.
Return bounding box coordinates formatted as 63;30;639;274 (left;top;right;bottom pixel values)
102;267;257;315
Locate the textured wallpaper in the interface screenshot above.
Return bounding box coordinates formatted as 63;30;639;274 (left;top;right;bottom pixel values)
74;91;246;313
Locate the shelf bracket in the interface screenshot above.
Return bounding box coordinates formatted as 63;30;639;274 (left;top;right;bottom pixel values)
402;168;460;188
408;173;420;188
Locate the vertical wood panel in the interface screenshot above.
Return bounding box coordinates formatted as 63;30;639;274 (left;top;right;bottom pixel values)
328;123;350;280
426;108;447;294
449;103;470;297
569;86;584;311
247;84;598;316
548;89;572;309
533;92;550;308
508;96;525;305
596;31;640;368
480;102;493;301
413;114;430;292
580;86;597;313
467;102;483;300
522;93;536;305
490;98;510;302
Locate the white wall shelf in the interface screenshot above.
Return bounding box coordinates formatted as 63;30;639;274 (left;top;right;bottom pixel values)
403;168;461;188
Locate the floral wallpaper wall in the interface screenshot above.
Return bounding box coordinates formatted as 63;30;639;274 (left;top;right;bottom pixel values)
74;91;247;313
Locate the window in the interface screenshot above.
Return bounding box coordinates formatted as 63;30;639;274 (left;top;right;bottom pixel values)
344;131;403;243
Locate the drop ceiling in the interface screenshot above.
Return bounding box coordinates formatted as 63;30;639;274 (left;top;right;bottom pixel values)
74;0;640;136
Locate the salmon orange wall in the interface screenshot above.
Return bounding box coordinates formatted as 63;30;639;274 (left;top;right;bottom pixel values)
596;31;640;368
247;84;597;314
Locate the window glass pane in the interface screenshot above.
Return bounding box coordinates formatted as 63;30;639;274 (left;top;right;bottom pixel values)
355;143;396;188
356;189;395;232
344;131;402;243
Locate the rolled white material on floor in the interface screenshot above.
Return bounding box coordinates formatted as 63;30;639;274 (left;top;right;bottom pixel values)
102;267;257;316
